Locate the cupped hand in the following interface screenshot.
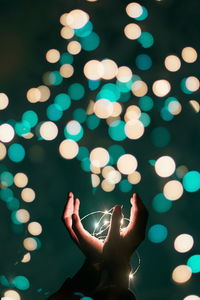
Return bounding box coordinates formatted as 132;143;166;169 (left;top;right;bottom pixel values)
63;192;148;267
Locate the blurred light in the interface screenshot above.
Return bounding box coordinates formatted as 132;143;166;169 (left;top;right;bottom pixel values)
163;180;183;200
22;110;38;128
128;171;141;184
4;290;20;300
91;174;100;187
136;54;152;70
26;88;41;103
16;209;30;223
8;144;25;163
182;47;198;63
23;237;37;251
0;171;13;187
60;52;74;65
66;9;89;29
12;276;30;291
59;139;79;159
67;41;81;55
84;60;104;80
172;265;192;283
185;76;200;92
117;66;132;83
184;296;200;300
152;80;171;97
94;99;113;118
14;173;28;188
73;108;87;123
46;49;60;63
126;2;143;18
60;26;74;39
0;124;15;143
183;171;200;192
60;64;74;78
189;100;200;113
106;170;121;184
90;147;109;168
75;21;93;37
0;142;6;160
139;96;153;111
155;156;176;177
54;93;71;111
101;59;118;80
124;23;142;40
117;154;137;175
187;255;200;273
47;103;63;121
174;234;194;253
21;188;35;202
28;222;42;236
148;224;168;243
132;80;148;97
138;32;154;48
0;93;9;110
164;55;181;72
125;119;144;139
101;179;115;192
119;179;132;192
90;164;101;174
40;121;58;141
21;252;31;263
102;166;114;178
86;114;100;130
152;193;172;213
80;32;100;51
176;165;188;179
111;102;122;117
68;83;85;100
60;13;68;26
108;120;126;141
37;85;50;102
65;120;83;141
168;100;182;115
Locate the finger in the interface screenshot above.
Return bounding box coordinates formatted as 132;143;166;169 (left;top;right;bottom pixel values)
125;193;148;239
72;213;89;241
63;192;74;220
107;205;122;240
74;198;80;215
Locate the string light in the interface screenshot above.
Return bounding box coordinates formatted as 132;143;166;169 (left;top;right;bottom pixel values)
81;206;141;281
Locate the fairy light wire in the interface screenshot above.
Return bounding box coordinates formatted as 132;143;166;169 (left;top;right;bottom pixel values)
80;206;141;283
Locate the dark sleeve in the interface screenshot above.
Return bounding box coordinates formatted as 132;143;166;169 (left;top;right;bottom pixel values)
47;259;101;300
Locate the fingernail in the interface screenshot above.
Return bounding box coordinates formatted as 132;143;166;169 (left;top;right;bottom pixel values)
68;192;73;197
115;205;121;213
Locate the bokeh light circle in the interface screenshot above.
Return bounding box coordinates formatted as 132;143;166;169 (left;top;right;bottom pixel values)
117;154;138;175
59;139;79;159
90;147;109;168
182;171;200;192
163;180;183;200
152;80;171;97
148;224;168;243
0;124;15;143
0;93;9;110
40;121;58;141
172;265;192;283
155;156;176;177
174;234;194;253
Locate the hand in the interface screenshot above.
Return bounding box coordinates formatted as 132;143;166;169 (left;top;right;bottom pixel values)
63;192;148;270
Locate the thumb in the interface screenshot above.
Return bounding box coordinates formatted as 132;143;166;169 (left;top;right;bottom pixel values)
107;205;122;240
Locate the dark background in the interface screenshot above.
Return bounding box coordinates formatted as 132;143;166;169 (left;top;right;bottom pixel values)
0;0;199;299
